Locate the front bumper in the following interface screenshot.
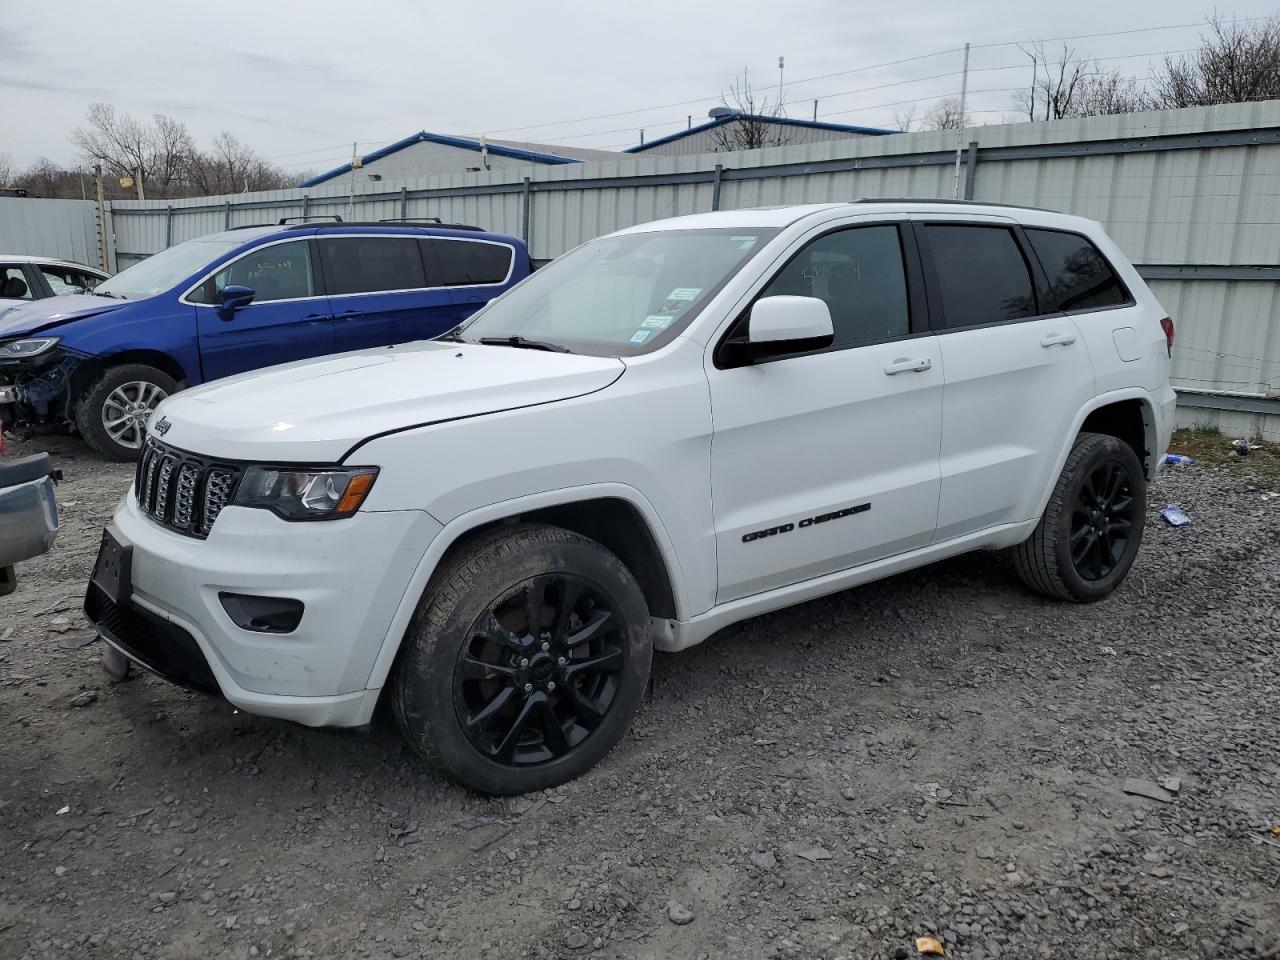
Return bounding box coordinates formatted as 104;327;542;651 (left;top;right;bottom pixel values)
0;472;59;567
90;492;441;727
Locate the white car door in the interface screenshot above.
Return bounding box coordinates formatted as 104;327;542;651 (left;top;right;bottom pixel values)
707;222;944;603
914;219;1097;541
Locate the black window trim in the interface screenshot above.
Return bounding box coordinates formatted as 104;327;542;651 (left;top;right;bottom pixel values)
713;220;930;370
912;219;1062;335
18;263;51;299
1022;225;1137;317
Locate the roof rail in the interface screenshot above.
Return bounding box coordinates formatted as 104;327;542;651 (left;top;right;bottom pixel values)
299;220;486;232
278;215;344;224
853;197;1057;213
378;217;442;224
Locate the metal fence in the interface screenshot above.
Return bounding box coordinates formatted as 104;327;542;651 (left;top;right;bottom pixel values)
0;197;104;269
38;100;1280;437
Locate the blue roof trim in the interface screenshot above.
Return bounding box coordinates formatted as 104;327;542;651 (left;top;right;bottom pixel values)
299;131;582;186
623;113;898;153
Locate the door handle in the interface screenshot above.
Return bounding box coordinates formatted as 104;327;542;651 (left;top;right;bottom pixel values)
1040;332;1077;348
883;357;933;375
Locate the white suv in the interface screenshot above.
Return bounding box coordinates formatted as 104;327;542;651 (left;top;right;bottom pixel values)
86;201;1176;793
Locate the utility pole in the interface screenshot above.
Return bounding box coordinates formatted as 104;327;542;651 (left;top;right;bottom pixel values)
93;165;109;272
777;55;785;114
813;99;818;121
134;166;145;201
951;42;971;199
348;141;359;222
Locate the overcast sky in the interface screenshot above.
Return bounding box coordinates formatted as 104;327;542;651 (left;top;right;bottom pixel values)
3;0;1277;173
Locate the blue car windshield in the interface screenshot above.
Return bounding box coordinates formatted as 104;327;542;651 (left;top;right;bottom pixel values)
96;238;243;300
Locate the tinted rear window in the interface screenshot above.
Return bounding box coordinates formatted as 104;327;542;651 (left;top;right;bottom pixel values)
431;239;513;285
1026;228;1131;311
320;237;426;295
925;225;1038;329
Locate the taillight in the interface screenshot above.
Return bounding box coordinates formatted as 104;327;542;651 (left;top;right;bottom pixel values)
1160;317;1175;357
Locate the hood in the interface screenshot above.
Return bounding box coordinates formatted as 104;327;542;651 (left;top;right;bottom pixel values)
153;340;626;462
0;295;131;339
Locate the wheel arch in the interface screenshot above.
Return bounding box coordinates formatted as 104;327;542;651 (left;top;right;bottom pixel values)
362;483;688;695
69;350;189;411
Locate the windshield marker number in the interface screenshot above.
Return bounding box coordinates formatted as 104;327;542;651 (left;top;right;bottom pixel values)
742;503;870;543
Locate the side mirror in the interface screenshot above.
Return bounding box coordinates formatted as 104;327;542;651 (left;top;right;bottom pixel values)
722;295;835;366
218;284;256;321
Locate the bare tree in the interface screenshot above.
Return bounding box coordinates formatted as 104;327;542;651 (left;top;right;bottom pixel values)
188;132;292;195
1013;42;1152;120
70;102;195;195
922;96;970;131
890;105;920;133
710;68;792;152
0;152;15;186
1153;13;1280;108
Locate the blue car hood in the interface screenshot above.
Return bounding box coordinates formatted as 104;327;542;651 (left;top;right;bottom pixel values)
0;295;131;339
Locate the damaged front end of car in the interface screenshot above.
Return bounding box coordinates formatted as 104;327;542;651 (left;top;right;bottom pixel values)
0;338;87;435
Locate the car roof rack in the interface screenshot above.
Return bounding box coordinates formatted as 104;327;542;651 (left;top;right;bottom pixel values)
297;220;486;233
852;197;1056;213
278;215;344;224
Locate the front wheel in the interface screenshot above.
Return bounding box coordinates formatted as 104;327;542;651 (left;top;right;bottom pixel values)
391;524;653;794
75;364;176;461
1011;431;1147;602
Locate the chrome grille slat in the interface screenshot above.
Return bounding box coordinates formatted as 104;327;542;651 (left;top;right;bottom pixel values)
134;438;242;540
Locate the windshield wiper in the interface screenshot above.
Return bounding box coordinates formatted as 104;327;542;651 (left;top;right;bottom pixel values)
477;335;571;353
93;291;127;300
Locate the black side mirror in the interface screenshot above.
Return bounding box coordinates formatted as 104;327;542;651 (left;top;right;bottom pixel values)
218;284;256;321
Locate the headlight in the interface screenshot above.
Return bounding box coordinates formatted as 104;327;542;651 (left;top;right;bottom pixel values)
233;466;379;521
2;337;61;358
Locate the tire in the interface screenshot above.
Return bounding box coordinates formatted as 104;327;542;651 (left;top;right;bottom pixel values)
75;364;176;461
1011;431;1147;602
391;523;653;795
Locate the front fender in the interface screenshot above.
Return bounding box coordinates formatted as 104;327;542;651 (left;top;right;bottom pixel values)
359;481;691;692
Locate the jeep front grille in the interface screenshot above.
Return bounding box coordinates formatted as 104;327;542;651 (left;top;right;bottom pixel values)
134;438;244;539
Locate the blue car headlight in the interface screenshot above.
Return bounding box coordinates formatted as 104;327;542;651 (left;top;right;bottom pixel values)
2;337;61;358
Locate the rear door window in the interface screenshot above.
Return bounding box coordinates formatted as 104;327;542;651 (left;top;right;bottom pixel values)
924;225;1038;329
319;237;427;294
1025;228;1131;311
431;239;513;286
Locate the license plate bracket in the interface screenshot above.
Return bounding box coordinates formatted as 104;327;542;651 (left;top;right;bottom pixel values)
90;526;133;606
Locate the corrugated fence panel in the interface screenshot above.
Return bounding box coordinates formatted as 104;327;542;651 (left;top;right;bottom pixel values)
0;198;99;266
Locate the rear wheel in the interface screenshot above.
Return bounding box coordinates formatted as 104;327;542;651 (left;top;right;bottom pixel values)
75;364;175;461
1011;431;1146;602
391;524;653;794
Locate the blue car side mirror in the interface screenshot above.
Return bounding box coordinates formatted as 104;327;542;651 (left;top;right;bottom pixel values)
218;284;256;321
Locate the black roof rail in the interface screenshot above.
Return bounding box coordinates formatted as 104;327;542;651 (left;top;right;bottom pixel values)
302;220;486;233
278;215;344;224
852;197;1058;213
378;216;441;223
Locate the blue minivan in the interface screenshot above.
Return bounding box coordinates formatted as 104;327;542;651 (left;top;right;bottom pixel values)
0;220;530;459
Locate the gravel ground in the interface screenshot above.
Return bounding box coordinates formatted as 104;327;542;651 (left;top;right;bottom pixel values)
2;432;1278;960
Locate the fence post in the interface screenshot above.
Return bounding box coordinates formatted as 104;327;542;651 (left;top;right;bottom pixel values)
400;186;408;220
521;177;531;245
711;164;723;211
963;141;979;201
164;205;173;249
301;194;310;221
224;201;231;230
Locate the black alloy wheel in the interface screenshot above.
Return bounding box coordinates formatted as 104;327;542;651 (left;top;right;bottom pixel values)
1069;459;1138;581
454;574;626;766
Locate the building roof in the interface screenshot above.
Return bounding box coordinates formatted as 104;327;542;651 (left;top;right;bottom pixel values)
298;131;595;187
624;113;897;153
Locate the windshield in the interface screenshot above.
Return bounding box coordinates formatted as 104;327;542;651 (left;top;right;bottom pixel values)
96;238;244;299
457;228;779;356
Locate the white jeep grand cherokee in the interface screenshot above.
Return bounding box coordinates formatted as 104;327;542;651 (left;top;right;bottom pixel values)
86;201;1177;794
